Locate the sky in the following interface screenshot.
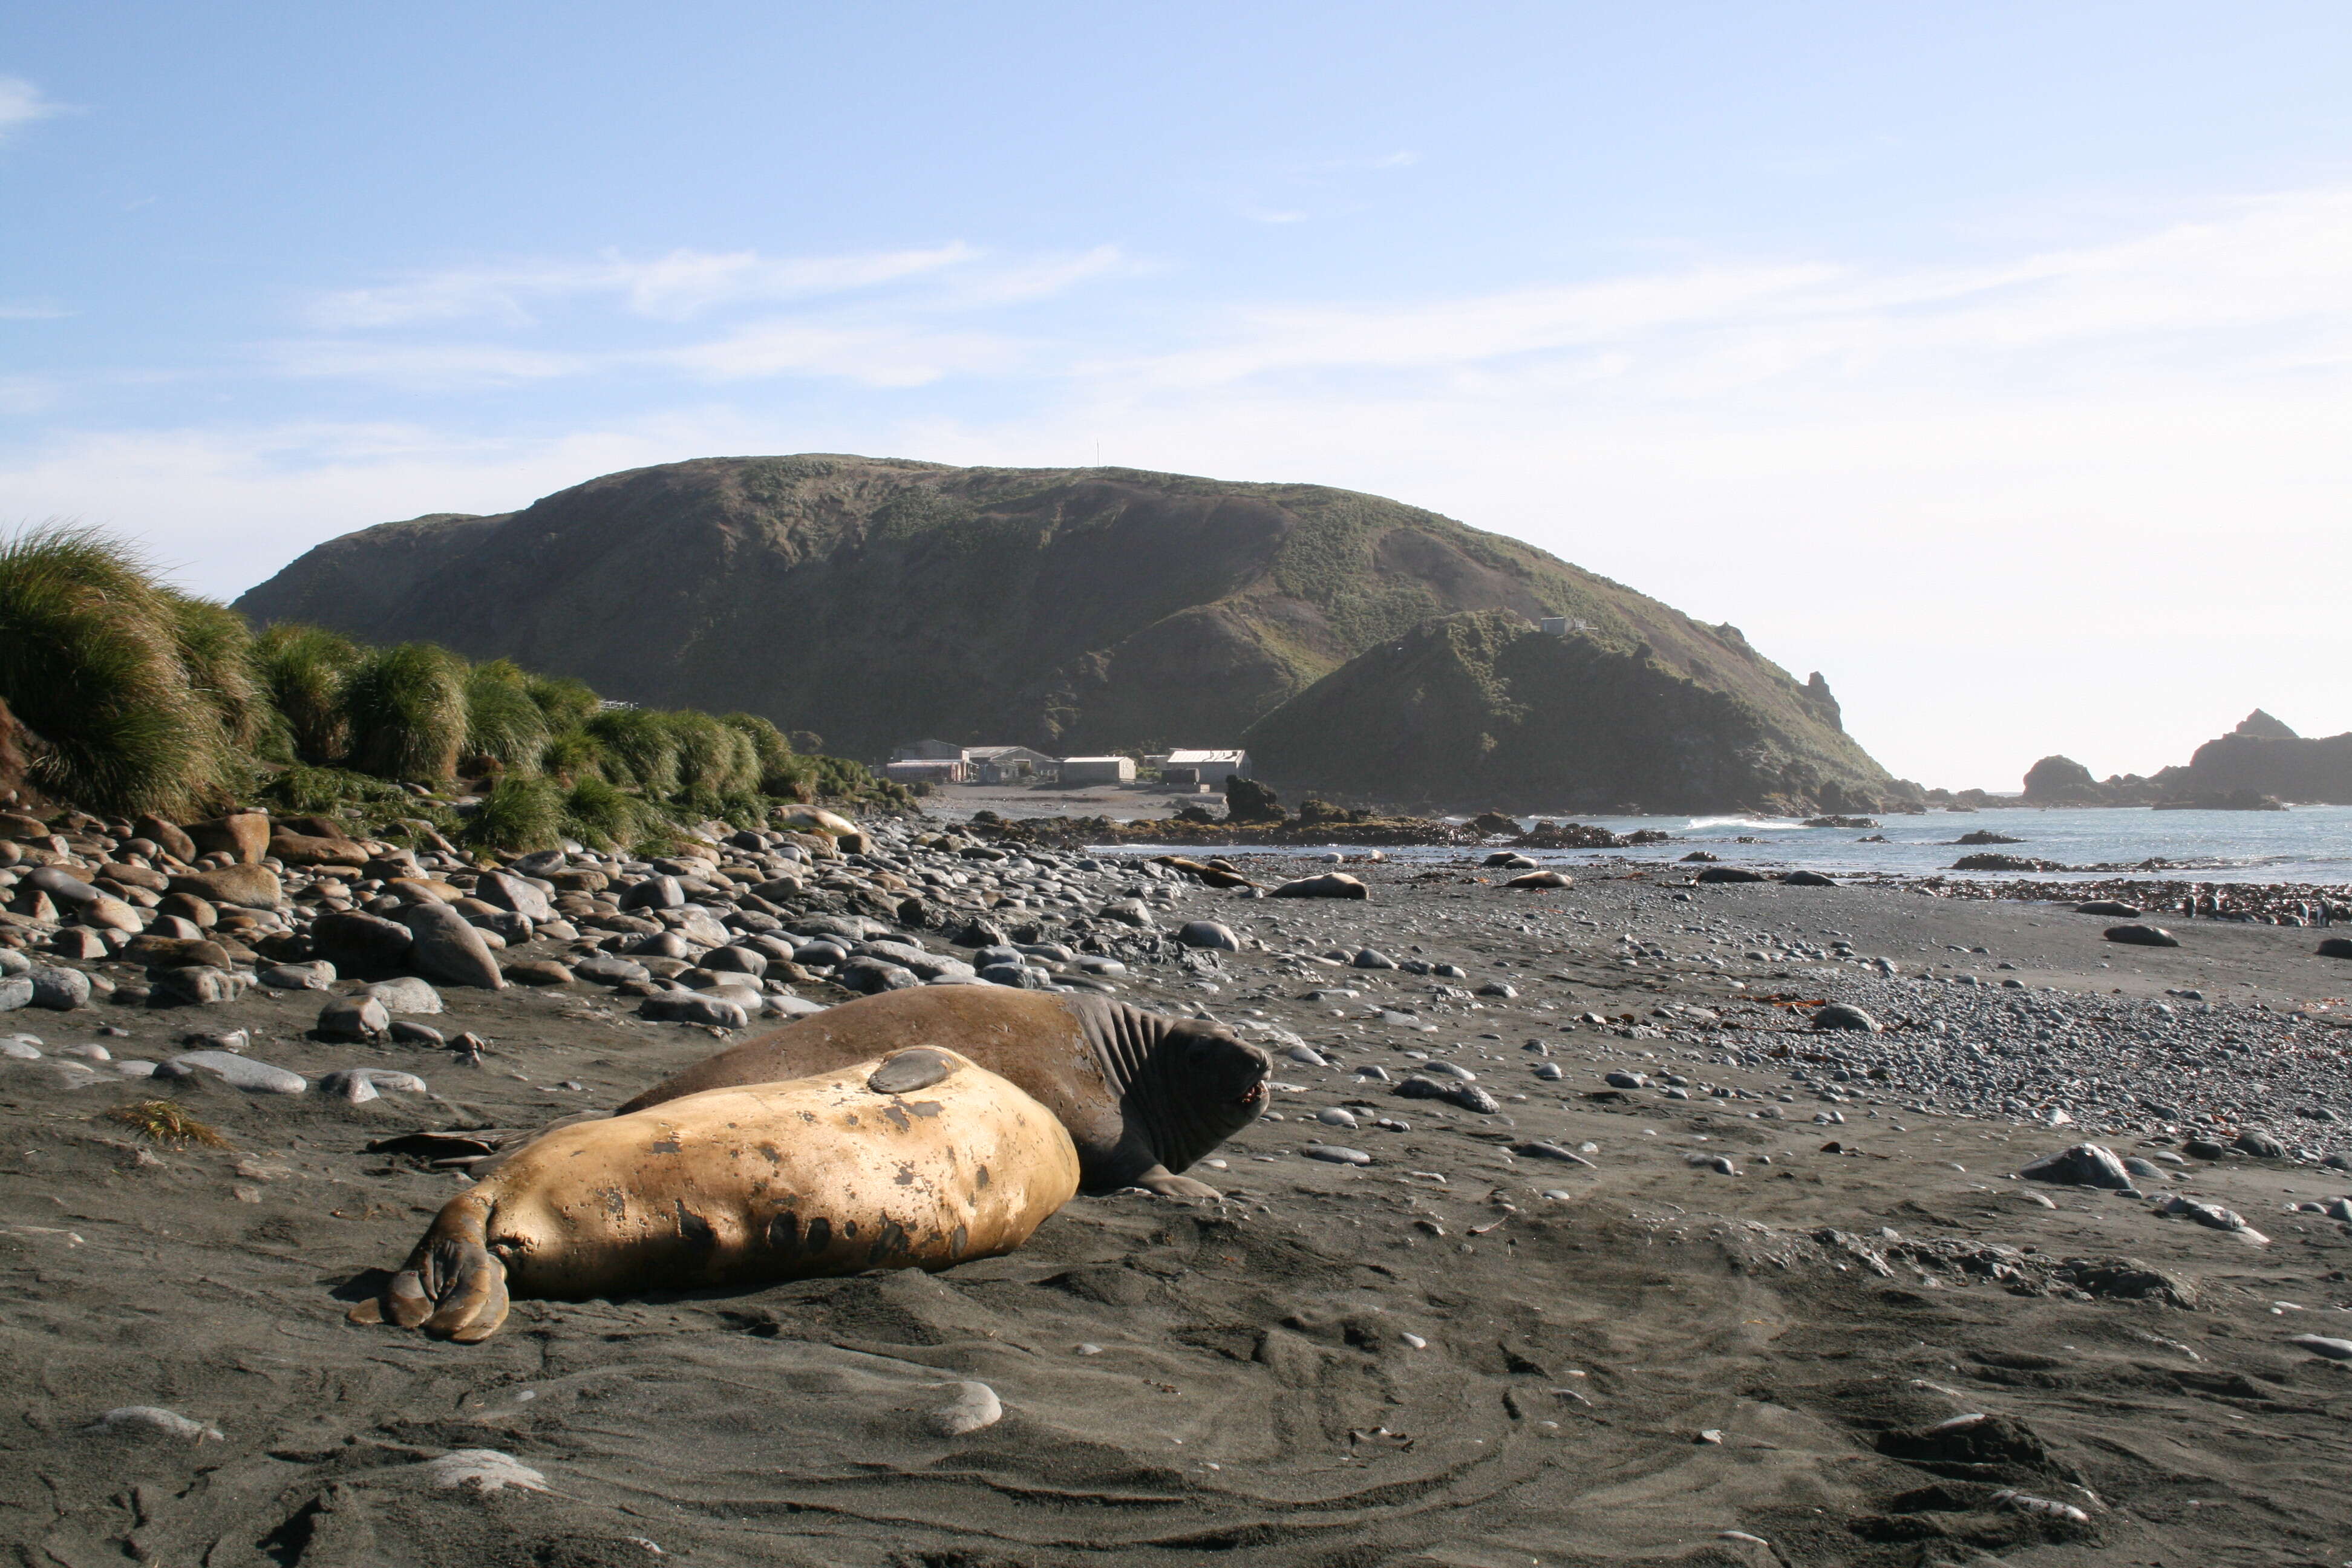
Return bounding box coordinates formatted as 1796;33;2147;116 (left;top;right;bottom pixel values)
4;3;2350;791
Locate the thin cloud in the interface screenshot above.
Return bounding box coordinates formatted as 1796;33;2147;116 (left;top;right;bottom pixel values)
307;243;977;329
0;77;64;145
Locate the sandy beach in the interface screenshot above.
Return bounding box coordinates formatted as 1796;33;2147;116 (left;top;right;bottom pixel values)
7;852;2352;1567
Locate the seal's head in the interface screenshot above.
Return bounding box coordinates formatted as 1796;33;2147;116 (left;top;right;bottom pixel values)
1128;1019;1272;1174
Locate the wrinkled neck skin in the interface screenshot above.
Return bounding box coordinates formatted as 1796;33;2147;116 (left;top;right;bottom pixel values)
1071;998;1243;1192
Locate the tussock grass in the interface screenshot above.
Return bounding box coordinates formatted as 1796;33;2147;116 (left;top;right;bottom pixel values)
462;659;550;770
341;642;466;783
583;707;679;797
253;622;358;763
561;775;650;849
103;1099;232;1149
0;524;233;815
526;675;599;733
666;710;759;797
465;773;564;852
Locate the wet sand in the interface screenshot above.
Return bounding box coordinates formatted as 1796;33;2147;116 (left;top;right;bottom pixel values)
5;864;2352;1567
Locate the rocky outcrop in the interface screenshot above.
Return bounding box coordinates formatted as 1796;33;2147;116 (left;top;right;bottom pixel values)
235;457;1899;811
2017;712;2351;808
1238;610;1904;815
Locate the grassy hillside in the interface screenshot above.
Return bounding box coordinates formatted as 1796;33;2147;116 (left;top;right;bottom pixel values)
1243;610;1901;815
234;456;1900;810
0;524;900;852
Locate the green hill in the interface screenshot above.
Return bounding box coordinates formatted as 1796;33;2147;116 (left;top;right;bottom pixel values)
1243;610;1899;815
235;455;1906;812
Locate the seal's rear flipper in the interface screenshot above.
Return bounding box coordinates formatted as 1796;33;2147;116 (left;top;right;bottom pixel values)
363;1192;511;1341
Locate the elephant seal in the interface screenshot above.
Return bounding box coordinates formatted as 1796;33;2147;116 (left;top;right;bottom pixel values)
616;987;1270;1200
353;1047;1077;1342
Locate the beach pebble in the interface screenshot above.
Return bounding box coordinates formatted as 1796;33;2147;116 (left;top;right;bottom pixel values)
1686;1152;1740;1175
1317;1106;1359;1128
1425;1060;1477;1082
359;973;445;1017
573;953;653;986
2288;1334;2352;1361
390;1019;445;1046
503;959;575;987
1;1036;41;1060
1285;1045;1332;1067
259;961;336;990
1075;1343;1103;1356
1178;921;1241;951
399;902;507;989
414;1449;549;1492
1394;1074;1500;1114
1534;1062;1563;1080
1399;1332;1427;1349
318;995;391;1040
318;1067;428;1103
2017;1143;2134;1190
0;977;30;1013
1351;948;1398;970
2233;1129;2285;1159
924;1380;1003;1437
1604;1071;1648;1089
28;965;92;1011
640;991;750;1028
86;1405;223;1441
1514;1140;1596;1166
159;1050;306;1094
1809;1003;1880;1034
152;966;247;1007
1305;1144;1371;1165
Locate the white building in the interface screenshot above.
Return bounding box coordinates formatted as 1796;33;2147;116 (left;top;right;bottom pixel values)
1163;748;1250;787
1060;756;1137;785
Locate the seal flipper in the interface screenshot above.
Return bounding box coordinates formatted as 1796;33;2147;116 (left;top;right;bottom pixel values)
867;1048;959;1096
372;1191;511;1341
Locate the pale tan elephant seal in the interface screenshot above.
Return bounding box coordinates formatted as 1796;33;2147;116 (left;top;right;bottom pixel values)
351;1047;1077;1342
616;987;1272;1200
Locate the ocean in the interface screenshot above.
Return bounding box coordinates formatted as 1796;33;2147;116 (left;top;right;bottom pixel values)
1102;803;2352;889
1455;803;2352;887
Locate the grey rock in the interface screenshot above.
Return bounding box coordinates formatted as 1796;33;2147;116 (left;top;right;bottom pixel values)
2232;1129;2286;1159
704;944;769;978
1394;1074;1501;1114
160;1050;305;1094
2018;1143;2134;1189
573;953;652;987
87;1406;223;1441
154;966;250;1006
363;976;445;1014
318;1067;427;1103
1097;898;1155;928
28;965;92;1010
397;903;506;990
639;991;750;1028
618;875;685;912
1;1036;40;1059
1514;1141;1596;1166
924;1380;1002;1437
979;962;1052;990
1477;981;1518;999
840;958;923;993
1178;921;1242;952
2289;1334;2352;1361
1304;1144;1372;1165
310;910;414;975
390;1019;445;1046
318;995;391;1040
1425;1060;1477;1082
1351;948;1398;970
1355;1063;1393;1082
1316;1106;1358;1128
1604;1070;1648;1089
473;871;554;923
1534;1062;1564;1080
0;976;30;1013
259;961;336;991
1811;1003;1881;1033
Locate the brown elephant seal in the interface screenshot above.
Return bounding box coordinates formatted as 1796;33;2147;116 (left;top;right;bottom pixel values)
353;1047;1078;1342
617;987;1270;1200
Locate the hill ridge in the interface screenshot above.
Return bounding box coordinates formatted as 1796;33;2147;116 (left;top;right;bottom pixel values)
235;454;1904;812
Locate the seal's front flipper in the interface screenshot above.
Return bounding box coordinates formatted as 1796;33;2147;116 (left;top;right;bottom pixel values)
1133;1165;1223;1201
869;1047;960;1095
